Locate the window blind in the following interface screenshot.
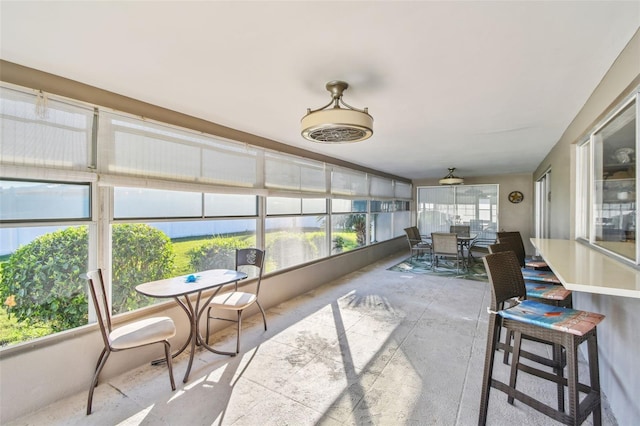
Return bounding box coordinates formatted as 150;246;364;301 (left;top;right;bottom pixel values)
331;167;368;197
394;181;413;200
0;87;93;171
265;152;326;193
99;111;258;187
370;176;394;198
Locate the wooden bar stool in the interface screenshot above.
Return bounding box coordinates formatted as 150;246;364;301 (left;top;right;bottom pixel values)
479;251;604;426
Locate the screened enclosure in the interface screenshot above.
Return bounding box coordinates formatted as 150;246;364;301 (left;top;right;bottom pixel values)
416;185;498;241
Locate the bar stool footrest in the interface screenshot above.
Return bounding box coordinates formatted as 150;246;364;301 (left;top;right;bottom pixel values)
491;378;574;424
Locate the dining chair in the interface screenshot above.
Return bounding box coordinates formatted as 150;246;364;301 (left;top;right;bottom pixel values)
404;226;431;259
85;269;176;415
206;248;267;354
449;225;470;237
431;232;465;273
479;251;604;426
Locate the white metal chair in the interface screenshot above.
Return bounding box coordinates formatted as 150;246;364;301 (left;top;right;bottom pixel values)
205;248;267;354
85;269;176;415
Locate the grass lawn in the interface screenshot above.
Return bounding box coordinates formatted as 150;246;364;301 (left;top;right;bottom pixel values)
171;236;209;275
0;309;51;347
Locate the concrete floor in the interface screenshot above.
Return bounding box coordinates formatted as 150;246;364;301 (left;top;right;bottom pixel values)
8;252;617;425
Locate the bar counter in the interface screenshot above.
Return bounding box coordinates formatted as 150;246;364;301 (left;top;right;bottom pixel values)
530;238;640;298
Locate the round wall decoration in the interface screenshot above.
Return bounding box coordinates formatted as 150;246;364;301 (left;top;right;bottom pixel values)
508;191;524;204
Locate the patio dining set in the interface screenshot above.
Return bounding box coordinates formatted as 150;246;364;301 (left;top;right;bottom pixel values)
404;225;491;272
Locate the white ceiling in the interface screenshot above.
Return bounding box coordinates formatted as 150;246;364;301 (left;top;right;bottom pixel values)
1;1;638;180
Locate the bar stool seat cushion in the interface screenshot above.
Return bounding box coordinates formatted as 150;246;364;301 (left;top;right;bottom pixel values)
524;282;571;301
498;300;604;337
525;256;551;270
521;268;562;284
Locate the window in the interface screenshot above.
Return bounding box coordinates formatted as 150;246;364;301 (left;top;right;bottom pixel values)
112;188;259;313
0;83;411;347
1;179;90;221
417;185;498;241
331;199;369;252
578;94;638;262
114;188;258;219
265;197;328;272
0;179;93;343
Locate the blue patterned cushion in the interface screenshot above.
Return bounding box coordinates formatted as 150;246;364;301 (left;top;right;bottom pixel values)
525;256;550;270
521;268;561;284
499;300;604;336
525;282;571;301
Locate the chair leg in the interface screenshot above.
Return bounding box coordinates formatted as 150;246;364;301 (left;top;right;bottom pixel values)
164;341;176;391
92;347;108;387
566;339;580;424
257;301;267;331
236;310;243;354
502;329;513;365
87;349;110;415
588;333;602;426
206;306;212;345
553;343;565;412
479;314;500;426
507;330;523;405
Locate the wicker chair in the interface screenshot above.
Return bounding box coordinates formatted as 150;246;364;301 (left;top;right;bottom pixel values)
497;230;551;270
479;251;604;426
488;242;573;366
431;232;465;272
404;227;432;259
496;236;561;285
488;242;571;308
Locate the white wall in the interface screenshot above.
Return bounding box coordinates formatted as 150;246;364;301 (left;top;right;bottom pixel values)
0;237;406;423
533;29;640;425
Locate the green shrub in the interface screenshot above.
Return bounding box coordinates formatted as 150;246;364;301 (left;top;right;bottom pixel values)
111;224;175;314
187;236;251;271
0;224;175;333
0;226;89;331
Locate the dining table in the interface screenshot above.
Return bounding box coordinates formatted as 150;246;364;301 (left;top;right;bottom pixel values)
135;269;247;383
452;233;478;264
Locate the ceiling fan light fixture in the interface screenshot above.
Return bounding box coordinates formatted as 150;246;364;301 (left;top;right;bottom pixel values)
301;81;373;143
439;167;464;185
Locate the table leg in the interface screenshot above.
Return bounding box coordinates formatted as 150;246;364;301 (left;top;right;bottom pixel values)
151;296;192;366
182;295;198;383
194;287;237;357
182;289;236;383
